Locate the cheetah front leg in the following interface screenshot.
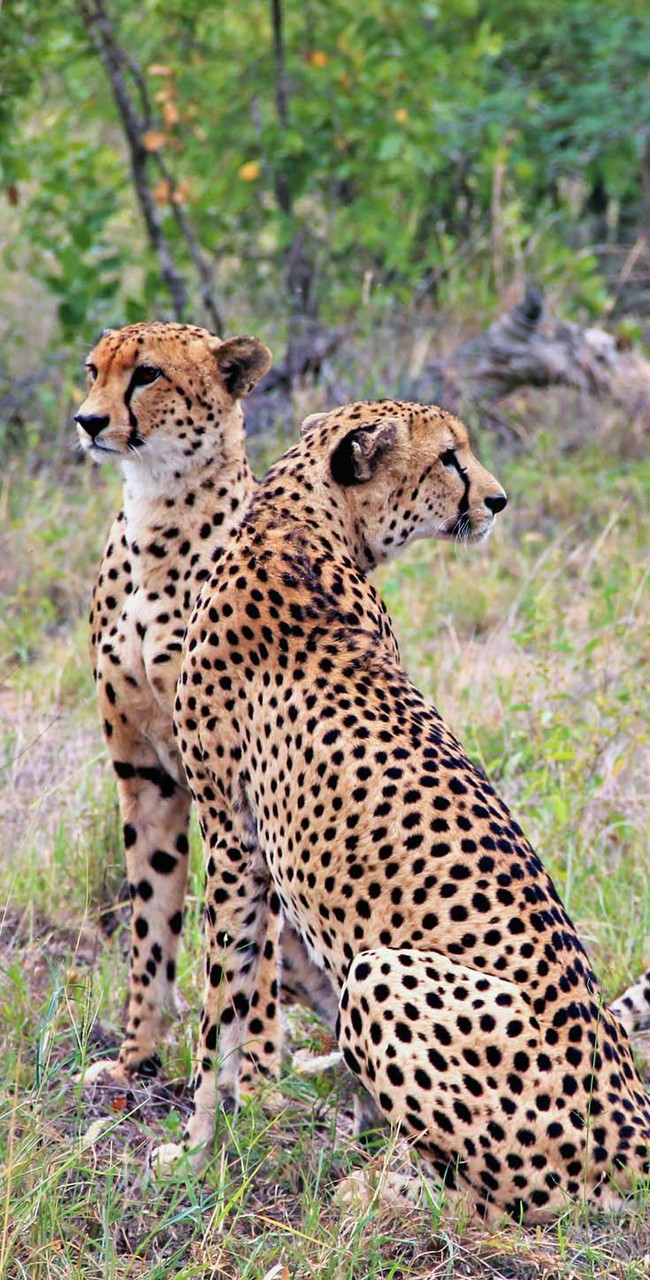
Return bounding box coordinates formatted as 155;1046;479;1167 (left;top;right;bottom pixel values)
152;810;282;1173
238;887;286;1098
82;749;191;1083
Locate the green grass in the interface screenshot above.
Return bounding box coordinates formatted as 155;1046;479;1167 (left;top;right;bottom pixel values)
1;394;650;1277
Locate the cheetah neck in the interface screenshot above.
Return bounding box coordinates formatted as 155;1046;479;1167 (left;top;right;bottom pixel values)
247;471;378;573
121;437;255;587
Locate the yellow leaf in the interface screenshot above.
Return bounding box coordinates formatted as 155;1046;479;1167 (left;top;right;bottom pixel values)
394;108;408;124
153;178;172;204
239;160;261;181
147;63;173;77
142;130;166;152
308;50;329;67
172;180;190;205
79;1118;111;1150
163;101;180;128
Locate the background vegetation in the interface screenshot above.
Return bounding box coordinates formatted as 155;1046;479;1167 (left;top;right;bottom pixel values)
2;0;650;365
1;1;650;1277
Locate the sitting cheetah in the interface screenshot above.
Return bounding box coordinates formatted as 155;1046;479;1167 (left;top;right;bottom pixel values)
612;971;650;1035
161;400;650;1223
75;321;336;1085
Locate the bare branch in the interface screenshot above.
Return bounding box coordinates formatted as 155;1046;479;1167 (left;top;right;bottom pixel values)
411;285;650;440
78;0;187;318
270;0;291;217
152;151;224;333
78;0;223;331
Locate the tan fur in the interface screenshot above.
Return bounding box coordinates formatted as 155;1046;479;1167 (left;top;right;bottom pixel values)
158;399;650;1223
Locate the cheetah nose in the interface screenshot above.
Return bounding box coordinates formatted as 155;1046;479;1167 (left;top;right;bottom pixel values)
75;412;109;440
485;491;507;515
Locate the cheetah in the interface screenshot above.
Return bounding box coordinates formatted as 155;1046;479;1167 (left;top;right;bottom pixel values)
160;399;650;1223
612;971;650;1035
75;321;336;1086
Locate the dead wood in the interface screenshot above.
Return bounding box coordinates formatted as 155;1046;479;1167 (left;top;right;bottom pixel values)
411;285;650;435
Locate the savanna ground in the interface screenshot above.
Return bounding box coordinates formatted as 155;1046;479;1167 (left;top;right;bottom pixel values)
1;328;650;1279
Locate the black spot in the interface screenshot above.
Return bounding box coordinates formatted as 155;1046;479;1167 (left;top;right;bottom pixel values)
150;849;177;875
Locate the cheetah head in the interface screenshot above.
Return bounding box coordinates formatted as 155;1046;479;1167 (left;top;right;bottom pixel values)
300;400;507;565
75;322;271;479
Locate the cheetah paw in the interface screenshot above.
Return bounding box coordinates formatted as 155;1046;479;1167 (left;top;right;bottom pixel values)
336;1168;424;1213
76;1058;130;1086
238;1083;286;1114
150;1141;209;1177
150;1142;187;1176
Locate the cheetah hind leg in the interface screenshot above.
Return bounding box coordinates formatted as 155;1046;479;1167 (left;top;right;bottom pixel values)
337;947;644;1223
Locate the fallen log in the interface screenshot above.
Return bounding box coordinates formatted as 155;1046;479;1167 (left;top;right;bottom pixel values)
410;285;650;435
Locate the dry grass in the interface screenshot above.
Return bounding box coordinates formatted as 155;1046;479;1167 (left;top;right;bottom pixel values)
1;376;650;1278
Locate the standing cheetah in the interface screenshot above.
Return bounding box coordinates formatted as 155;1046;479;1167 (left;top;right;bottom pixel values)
160;400;650;1223
76;321;335;1086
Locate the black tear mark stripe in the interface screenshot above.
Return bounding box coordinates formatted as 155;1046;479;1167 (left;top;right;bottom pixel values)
124;376;143;450
457;467;470;520
445;452;471;527
123;369;169;449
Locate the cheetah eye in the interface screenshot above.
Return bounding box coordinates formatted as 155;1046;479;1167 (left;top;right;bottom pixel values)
440;448;468;480
86;363;98;383
439;449;458;469
132;365;162;387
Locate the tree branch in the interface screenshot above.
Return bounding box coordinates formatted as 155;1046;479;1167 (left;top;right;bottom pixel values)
411;284;650;440
78;0;223;331
152;150;223;333
270;0;292;217
79;0;187;318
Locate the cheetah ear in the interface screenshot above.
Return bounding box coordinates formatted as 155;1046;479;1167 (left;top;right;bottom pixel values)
213;336;273;399
300;411;328;437
330;419;400;486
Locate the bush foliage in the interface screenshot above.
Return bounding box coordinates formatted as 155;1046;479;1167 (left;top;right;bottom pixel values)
2;0;650;339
